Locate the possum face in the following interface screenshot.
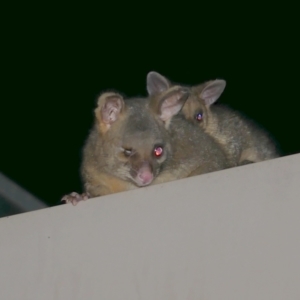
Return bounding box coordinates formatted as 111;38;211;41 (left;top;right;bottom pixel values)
116;134;169;187
181;79;226;129
181;93;210;128
113;100;171;187
95;93;173;187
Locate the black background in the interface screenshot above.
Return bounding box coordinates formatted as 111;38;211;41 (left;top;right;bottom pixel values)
1;4;299;207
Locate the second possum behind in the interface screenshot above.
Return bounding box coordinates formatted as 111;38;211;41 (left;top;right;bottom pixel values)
147;72;280;166
62;88;229;205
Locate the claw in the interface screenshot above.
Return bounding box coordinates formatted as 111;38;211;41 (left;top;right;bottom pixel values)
61;192;90;206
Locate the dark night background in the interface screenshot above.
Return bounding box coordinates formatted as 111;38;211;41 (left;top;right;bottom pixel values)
1;4;299;207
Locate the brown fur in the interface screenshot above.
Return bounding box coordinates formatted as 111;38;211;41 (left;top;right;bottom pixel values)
185;85;279;166
82;90;229;196
147;72;279;167
62;86;230;205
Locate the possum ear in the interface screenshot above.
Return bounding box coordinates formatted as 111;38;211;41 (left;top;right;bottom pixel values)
197;79;226;106
95;92;125;133
150;86;189;127
146;71;171;96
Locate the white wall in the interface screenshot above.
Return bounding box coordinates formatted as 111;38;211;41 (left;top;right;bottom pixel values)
0;154;300;300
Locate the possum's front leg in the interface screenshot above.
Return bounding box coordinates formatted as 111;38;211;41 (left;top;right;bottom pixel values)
61;192;90;206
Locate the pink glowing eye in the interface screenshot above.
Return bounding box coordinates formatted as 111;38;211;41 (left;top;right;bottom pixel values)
153;146;163;157
195;112;203;122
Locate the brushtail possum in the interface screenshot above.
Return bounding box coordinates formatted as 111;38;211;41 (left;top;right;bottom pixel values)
147;72;279;167
62;87;229;205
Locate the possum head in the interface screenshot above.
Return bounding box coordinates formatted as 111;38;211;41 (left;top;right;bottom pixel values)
94;90;187;187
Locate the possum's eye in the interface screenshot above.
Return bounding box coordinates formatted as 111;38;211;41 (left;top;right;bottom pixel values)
153;145;164;158
195;111;203;122
123;148;133;157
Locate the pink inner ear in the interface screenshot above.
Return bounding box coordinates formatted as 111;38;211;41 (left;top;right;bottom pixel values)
102;97;122;124
160;92;185;122
201;81;225;106
147;72;170;95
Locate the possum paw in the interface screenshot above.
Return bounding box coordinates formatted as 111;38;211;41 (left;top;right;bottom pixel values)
61;192;90;206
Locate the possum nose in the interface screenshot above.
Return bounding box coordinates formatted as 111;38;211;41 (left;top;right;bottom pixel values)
138;170;154;185
136;163;154;186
